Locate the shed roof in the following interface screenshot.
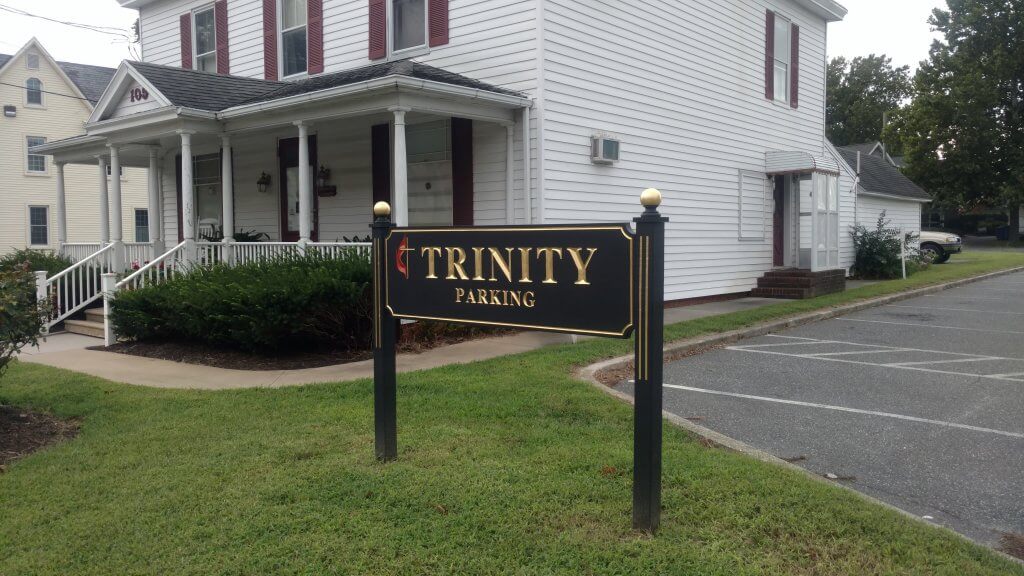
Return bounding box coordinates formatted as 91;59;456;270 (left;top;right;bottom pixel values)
837;146;931;201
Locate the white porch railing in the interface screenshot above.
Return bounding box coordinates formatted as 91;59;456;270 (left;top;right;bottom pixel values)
234;242;303;264
307;242;372;259
195;241;225;266
62;243;103;263
39;243;116;330
116;240;190;292
124;242;152;267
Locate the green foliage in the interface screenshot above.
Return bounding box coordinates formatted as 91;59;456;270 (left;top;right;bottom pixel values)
199;227;271;242
826;54;912;147
0;263;44;377
0;249;72;276
110;252;372;353
898;0;1024;238
851;212;922;280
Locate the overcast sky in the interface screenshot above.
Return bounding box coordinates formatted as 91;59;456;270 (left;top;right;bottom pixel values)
1;0;946;73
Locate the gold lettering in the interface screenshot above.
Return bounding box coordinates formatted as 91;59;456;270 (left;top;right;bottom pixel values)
489;247;514;283
455;287;465;303
509;291;521;307
518;248;533;283
477;289;489;305
489;289;502;305
536;248;564;284
421;247;443;279
466;290;477;304
471;247;486;281
567;248;598;285
445;247;470;280
522;291;536;308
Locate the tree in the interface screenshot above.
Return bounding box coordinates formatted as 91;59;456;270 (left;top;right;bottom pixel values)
0;263;44;377
898;0;1024;240
826;54;912;146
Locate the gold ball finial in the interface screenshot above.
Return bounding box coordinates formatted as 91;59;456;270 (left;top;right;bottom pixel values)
373;201;392;217
640;188;662;208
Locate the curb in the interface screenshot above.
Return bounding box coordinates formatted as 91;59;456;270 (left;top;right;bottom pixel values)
576;265;1024;563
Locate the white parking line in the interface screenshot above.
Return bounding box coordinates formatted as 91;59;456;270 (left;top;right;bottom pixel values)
742;336;999;359
887;357;1001;367
804;349;913;357
836;318;1024;336
663;384;1024;439
886;305;1024;316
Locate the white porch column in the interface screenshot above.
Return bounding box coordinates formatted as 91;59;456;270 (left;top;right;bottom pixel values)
97;156;109;245
389;106;411;227
147;148;164;257
108;145;125;271
55;162;67;248
179;131;197;263
505;123;515;225
521;106;532;224
295;122;312;243
221;134;235;264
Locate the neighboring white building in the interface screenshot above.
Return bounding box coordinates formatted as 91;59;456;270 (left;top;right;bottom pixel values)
833;142;931;236
35;0;854;314
0;39;148;257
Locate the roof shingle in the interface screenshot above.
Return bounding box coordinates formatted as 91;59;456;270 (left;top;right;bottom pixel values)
837;146;931;201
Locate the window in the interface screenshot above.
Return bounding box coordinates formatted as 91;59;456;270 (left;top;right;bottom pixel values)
738;170;768;240
106;164;125;178
26;136;47;173
28;206;49;246
26;52;39;69
281;0;308;77
392;0;426;52
773;16;791;103
26;78;42;106
407;120;453;226
193;6;217;72
135;209;150;242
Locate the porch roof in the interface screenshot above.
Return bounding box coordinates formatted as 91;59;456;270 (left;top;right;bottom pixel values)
765;150;841;176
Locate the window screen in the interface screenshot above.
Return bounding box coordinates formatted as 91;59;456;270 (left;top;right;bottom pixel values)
194;7;217;72
26;78;42;105
29;206;48;245
135;209;150;242
27;136;46;172
393;0;425;51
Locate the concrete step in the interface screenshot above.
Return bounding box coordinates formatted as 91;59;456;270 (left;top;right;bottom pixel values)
64;319;104;339
84;308;104;323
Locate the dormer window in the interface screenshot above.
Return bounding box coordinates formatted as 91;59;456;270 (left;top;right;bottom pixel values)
392;0;426;52
193;6;217;72
26;52;39;69
281;0;308;77
26;78;42;106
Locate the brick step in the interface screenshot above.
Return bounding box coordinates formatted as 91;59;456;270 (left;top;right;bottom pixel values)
751;287;812;299
757;276;816;288
762;270;846;280
64;319;104;339
84;308;104;323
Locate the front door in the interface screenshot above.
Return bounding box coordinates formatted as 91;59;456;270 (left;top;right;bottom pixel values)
773;175;786;266
279;136;318;242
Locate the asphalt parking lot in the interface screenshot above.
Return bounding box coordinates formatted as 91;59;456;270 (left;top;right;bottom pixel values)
627;270;1024;547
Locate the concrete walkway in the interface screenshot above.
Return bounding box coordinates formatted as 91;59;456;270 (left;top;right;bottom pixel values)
20;296;784;390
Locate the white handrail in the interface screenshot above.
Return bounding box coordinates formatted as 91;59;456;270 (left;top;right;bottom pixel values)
116;240;188;290
42;243;115;329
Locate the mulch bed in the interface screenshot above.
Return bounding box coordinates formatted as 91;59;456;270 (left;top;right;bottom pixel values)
0;405;79;470
999;532;1024;561
92;325;516;371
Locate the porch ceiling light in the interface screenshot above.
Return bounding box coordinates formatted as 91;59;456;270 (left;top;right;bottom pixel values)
256;172;271;194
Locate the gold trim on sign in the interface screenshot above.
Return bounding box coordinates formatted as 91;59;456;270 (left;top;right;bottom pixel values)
636;238;645;381
387;313;633;337
644;236;650;380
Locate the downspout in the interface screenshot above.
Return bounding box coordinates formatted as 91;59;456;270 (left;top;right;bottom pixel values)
533;0;546;223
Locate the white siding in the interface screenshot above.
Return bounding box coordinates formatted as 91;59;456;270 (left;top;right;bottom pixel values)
857;195;923;237
540;0;834;300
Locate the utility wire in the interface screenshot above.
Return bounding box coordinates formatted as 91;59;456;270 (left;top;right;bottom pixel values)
0;3;140;60
0;80;95;102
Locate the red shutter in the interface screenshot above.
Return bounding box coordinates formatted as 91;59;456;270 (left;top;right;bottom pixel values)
790;23;800;109
262;0;278;80
308;0;324;74
428;0;449;47
451;118;474;226
368;0;387;60
180;13;193;70
215;0;230;74
371;124;391;208
764;10;774;100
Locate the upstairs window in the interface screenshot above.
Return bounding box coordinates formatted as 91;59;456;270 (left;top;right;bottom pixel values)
26;136;47;173
26;78;42;106
281;0;308;77
26;52;39;69
194;6;217;72
773;16;791;103
393;0;426;52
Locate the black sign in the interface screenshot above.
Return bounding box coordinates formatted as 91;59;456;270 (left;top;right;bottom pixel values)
382;226;634;337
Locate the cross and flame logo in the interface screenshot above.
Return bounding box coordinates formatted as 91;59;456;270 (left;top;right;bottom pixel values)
395;235;411;279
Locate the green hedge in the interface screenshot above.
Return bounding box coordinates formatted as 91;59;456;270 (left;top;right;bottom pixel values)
0;249;72;275
110;252;372;353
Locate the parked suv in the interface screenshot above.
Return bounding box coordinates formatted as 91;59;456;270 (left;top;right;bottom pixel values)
919;231;962;263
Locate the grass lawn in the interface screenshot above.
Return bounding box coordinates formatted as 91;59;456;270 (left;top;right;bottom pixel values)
2;252;1023;575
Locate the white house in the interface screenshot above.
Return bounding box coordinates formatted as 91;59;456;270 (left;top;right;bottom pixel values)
0;39;148;257
33;0;855;335
833;142;931;235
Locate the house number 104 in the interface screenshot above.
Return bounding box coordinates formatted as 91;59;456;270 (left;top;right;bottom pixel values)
129;87;150;103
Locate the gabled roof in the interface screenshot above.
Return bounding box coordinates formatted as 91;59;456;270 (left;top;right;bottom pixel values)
129;61;285;111
0;39;115;104
836;146;931;202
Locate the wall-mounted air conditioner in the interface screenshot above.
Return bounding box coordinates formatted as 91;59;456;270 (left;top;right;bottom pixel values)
591;135;620;165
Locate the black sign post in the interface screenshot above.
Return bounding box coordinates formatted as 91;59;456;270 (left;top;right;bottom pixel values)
370;189;667;532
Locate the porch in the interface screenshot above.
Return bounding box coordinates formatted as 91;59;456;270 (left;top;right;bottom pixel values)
32;60;534;337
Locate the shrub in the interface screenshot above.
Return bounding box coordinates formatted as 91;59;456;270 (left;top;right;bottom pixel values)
0;263;44;376
0;249;72;276
110;252;373;354
850;212;923;279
